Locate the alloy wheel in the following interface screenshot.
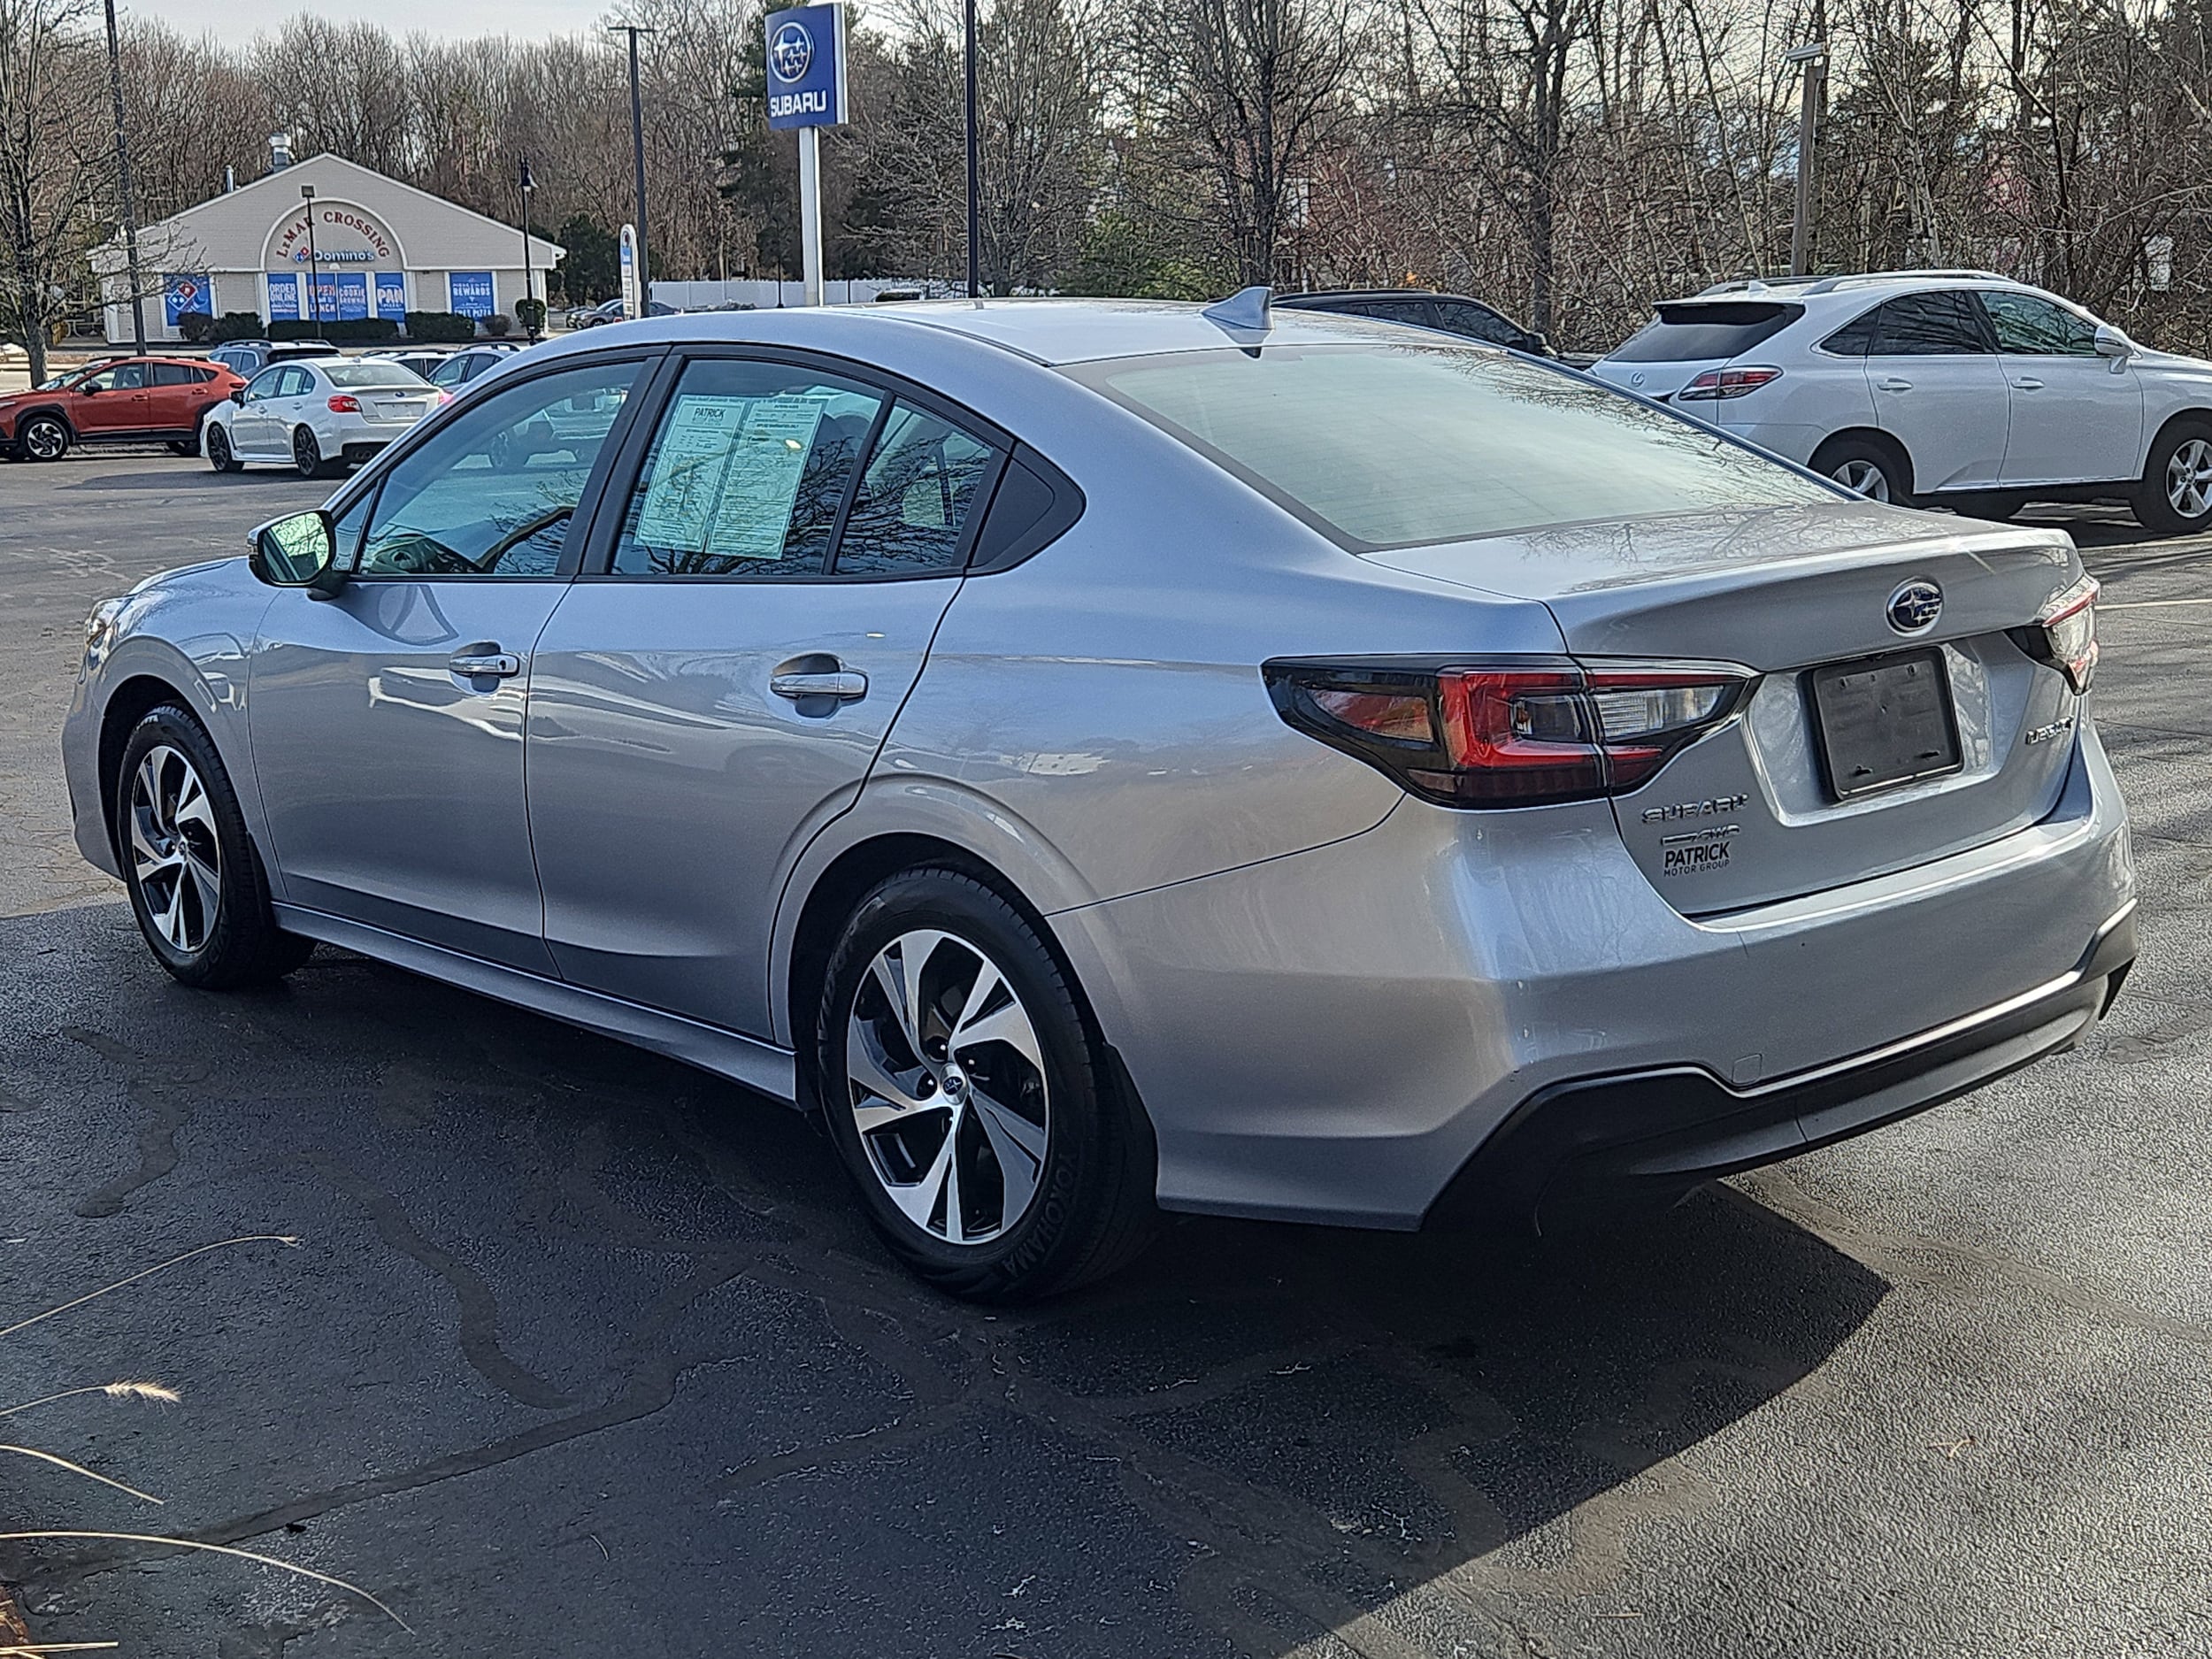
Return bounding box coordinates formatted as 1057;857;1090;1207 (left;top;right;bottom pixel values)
293;428;320;477
23;419;65;461
1832;458;1891;502
845;929;1050;1246
127;744;220;954
2166;438;2212;518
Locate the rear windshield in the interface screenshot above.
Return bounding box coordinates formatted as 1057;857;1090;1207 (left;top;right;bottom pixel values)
1607;301;1805;364
324;363;433;389
1073;342;1831;549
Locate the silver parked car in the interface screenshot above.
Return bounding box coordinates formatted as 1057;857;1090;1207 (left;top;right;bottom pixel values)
63;295;2133;1300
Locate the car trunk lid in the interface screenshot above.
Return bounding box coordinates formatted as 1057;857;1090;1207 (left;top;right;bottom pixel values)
1364;503;2088;914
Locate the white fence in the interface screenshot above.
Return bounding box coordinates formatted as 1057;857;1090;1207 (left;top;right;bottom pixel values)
645;277;950;311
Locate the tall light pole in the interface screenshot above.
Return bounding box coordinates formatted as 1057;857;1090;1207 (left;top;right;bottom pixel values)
100;0;146;356
518;156;538;339
964;0;979;298
611;25;655;311
1786;40;1828;278
300;183;323;339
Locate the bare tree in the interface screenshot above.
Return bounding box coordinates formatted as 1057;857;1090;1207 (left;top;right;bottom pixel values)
0;0;108;380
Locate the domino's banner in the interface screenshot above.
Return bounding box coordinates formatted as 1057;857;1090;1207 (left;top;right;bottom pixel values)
449;270;495;318
765;4;848;130
266;272;301;322
163;274;210;326
375;272;407;321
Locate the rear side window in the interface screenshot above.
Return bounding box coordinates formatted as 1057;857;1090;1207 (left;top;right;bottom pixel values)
1078;342;1832;550
1433;300;1525;347
151;364;199;386
1868;292;1990;355
1820;308;1879;356
611;359;884;578
833;403;995;575
1608;301;1804;363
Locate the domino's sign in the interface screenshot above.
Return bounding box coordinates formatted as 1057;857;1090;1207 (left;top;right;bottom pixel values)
764;4;847;130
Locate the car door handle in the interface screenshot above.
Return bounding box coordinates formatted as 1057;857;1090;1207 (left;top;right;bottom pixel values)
1877;377;1914;392
771;670;868;702
2013;377;2046;390
449;650;522;678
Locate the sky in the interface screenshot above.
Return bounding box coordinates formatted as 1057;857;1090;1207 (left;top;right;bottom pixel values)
146;0;617;42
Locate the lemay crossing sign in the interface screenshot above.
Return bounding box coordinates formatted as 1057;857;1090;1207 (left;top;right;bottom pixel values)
764;4;848;305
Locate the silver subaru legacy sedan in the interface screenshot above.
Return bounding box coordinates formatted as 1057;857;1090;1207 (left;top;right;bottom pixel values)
63;295;2133;1300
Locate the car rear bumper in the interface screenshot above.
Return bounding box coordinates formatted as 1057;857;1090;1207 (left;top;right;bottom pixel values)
1049;721;2132;1230
1425;901;2134;1234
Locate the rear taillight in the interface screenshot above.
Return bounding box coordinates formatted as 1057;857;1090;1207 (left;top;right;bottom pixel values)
326;394;361;413
1677;365;1783;401
2015;573;2098;695
1265;658;1753;808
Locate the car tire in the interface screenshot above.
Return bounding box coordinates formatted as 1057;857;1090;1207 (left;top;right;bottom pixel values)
19;414;69;463
1811;434;1911;506
293;426;339;480
813;866;1157;1302
1951;491;2029;522
2133;420;2212;537
114;706;314;990
205;425;243;473
167;414;206;459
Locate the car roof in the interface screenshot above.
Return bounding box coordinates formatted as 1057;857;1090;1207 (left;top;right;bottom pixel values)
578;296;1453;369
1279;289;1501;308
1678;269;2036;306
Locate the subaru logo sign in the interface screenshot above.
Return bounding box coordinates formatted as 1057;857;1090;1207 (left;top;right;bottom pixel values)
771;20;812;81
1887;578;1944;634
764;4;848;129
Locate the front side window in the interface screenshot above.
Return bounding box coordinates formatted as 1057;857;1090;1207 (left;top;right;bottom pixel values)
78;363;146;393
243;367;286;402
1433;301;1525;347
1869;292;1990;355
355;358;641;579
1980;290;2100;357
611;359;883;578
1078;342;1832;550
429;356;470;388
1349;298;1439;328
834;403;995;575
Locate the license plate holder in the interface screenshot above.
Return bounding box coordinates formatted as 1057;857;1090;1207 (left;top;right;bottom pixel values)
1809;647;1962;801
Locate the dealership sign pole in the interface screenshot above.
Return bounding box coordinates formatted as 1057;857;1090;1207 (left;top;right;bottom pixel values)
764;4;848;307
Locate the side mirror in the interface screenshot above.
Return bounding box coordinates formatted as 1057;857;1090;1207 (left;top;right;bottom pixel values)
1527;331;1555;357
248;511;344;597
229;388;246;405
2093;323;2132;359
79;382;99;396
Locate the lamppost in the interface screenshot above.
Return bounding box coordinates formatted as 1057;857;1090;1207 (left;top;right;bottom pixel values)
964;0;979;298
300;183;323;339
518;157;538;339
1786;41;1829;278
610;24;655;312
101;0;146;356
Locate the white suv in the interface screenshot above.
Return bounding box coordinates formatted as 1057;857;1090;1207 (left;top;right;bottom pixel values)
1593;270;2212;534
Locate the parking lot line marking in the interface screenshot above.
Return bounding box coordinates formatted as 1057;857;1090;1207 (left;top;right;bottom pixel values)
2100;598;2212;610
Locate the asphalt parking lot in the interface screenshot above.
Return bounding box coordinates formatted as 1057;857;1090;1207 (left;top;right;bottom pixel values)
4;449;2210;1657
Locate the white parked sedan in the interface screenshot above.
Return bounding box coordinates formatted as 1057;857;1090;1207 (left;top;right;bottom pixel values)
204;358;446;478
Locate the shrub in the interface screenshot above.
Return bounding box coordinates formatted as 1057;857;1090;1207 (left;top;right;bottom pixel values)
514;297;546;336
403;310;475;342
482;312;512;337
209;311;266;343
268;318;400;343
176;311;214;343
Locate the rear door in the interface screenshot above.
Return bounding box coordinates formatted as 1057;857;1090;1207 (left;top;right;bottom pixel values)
526;350;1000;1038
1862;291;2010;491
1978;289;2143;487
146;363;204;433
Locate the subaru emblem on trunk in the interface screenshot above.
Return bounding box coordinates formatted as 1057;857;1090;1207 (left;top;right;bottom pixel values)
1887;578;1944;634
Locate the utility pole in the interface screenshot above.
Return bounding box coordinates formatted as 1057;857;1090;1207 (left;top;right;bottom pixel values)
518;157;537;339
101;0;146;356
611;25;655;311
300;183;323;339
1786;40;1828;278
964;0;979;298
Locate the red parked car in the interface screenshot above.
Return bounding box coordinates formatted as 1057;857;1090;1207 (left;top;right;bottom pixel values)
0;355;246;462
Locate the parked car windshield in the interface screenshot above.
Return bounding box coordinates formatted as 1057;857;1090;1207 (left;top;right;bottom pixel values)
1607;300;1805;363
1076;342;1833;549
324;362;433;389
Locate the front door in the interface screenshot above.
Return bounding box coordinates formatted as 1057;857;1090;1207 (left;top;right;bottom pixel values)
231;366;290;457
1862;290;2011;492
526;353;1000;1037
1978;288;2145;487
72;361;153;435
248;352;652;971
